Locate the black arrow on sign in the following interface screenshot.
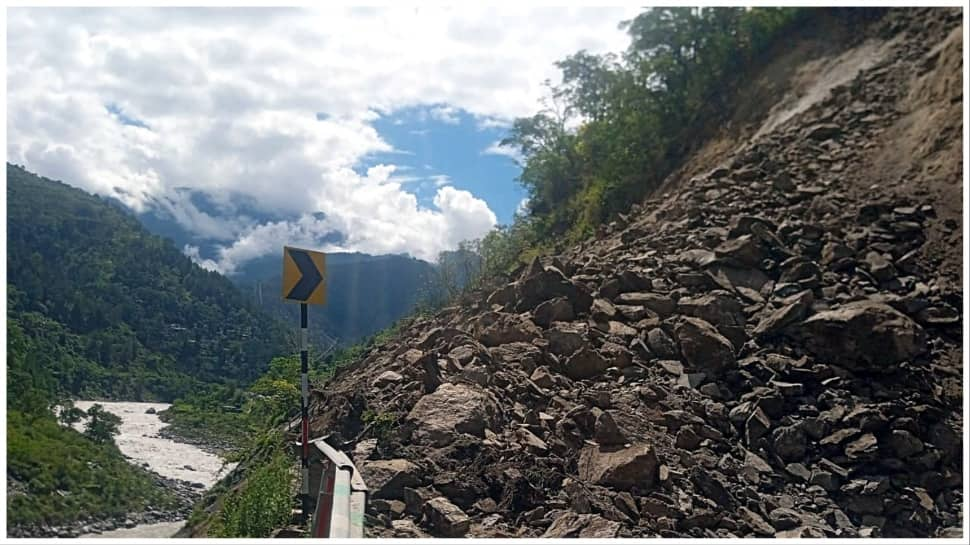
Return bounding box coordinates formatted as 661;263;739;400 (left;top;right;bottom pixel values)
287;249;323;301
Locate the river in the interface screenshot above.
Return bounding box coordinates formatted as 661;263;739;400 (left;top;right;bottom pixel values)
72;401;235;538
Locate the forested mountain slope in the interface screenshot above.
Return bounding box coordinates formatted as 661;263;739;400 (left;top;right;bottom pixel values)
234;252;437;346
7;163;288;402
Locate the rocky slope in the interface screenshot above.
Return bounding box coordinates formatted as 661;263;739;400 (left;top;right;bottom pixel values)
7;472;201;539
297;8;963;539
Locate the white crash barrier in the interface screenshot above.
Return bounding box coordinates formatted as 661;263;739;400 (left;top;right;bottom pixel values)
305;436;368;538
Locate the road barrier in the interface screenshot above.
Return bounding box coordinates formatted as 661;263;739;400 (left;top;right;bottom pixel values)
302;436;368;538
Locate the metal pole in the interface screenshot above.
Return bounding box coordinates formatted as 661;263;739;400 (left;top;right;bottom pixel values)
300;303;310;525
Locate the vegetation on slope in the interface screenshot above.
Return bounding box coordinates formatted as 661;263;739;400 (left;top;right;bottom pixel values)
161;320;403;452
174;320;407;537
6;411;178;528
6;322;178;529
6;164;290;530
469;7;814;278
234;252;440;346
7;163;289;400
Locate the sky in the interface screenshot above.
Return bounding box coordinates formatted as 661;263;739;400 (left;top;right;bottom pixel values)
6;6;641;274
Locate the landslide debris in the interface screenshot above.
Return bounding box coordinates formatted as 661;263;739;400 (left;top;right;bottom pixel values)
300;8;963;539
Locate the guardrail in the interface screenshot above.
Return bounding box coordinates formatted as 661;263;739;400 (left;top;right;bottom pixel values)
298;436;368;538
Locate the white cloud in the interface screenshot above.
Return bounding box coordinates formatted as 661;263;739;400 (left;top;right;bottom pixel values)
6;6;639;269
430;174;451;187
515;197;531;218
202;166;497;274
475;115;513;130
482;140;524;163
183;244;220;272
429;105;460;124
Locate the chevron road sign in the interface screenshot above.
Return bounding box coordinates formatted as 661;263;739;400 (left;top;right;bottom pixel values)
282;245;327;525
282;246;326;305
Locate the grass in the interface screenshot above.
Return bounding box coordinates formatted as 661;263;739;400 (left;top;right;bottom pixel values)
6;410;178;528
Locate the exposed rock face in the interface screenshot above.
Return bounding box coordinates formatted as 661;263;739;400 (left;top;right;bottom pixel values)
800;301;926;369
295;9;963;539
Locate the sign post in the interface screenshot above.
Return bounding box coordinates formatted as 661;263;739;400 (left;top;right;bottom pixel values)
281;246;327;526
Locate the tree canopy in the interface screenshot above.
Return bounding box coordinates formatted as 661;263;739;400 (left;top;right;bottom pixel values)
480;7;807;275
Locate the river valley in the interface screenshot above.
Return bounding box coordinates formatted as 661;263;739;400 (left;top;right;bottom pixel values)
72;401;235;538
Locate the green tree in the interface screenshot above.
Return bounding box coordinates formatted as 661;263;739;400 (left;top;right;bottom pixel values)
83;404;122;444
58;400;86;426
494;7;807;257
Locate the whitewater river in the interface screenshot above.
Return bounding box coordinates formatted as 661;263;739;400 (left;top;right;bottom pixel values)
73;401;235;538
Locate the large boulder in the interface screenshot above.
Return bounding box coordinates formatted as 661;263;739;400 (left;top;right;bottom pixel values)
406;383;498;446
646;327;679;359
800;301;925;370
614;292;676;317
677;291;747;347
516;265;592;314
578;443;659;491
486;283;518;307
361;459;422;500
372;370;404;388
545;322;588;356
753;290;813;338
563;347;609;380
805;123;842;140
422;497;470;537
533;297;575;327
477;313;541;347
677;291;745;328
706;264;772;292
488;342;542;373
715;235;768;268
675;317;736;373
594;410;628;446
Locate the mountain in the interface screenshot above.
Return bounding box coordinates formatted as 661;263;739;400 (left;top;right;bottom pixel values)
135;206;463;346
232;253;436;346
6;163;289;401
183;7;963;538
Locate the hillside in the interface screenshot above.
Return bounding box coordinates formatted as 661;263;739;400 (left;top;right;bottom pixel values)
185;7;963;539
6;164;296;534
233;252;438;346
6;163;289;400
135;200;451;347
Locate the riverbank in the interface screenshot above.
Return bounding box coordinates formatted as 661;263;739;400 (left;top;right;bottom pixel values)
7;401;234;539
7;471;200;538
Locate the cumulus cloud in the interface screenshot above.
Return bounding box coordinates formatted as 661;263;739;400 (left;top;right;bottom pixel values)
204;167;497;274
6;6;638;270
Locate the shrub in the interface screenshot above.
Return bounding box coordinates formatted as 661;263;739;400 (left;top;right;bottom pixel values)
213;449;293;537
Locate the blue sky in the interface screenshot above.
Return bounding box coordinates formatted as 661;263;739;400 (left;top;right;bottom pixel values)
7;6;638;272
365;106;526;225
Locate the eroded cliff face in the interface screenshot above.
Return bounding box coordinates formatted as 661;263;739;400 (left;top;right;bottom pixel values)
197;8;964;539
